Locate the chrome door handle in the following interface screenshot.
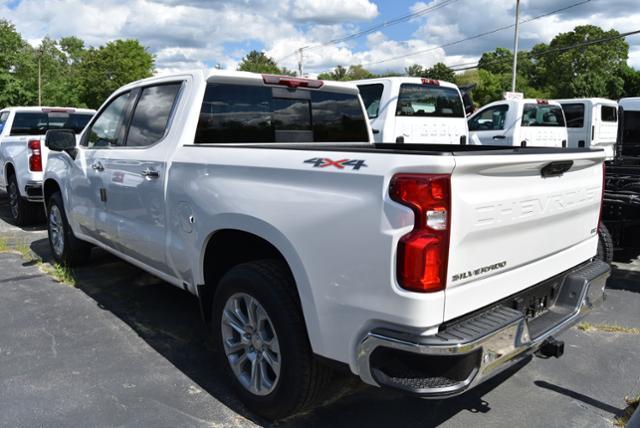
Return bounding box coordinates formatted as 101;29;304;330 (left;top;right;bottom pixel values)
142;168;159;179
91;162;104;172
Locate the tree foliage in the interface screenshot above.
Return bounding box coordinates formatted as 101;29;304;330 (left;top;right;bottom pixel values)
237;50;294;75
0;19;154;109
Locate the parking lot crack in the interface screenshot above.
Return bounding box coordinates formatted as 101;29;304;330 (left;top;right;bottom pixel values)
42;328;58;358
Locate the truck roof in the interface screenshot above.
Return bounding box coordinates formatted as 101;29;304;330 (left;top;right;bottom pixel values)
0;106;96;114
554;98;617;106
619;97;640;110
478;98;564;110
349;76;460;90
120;69;361;94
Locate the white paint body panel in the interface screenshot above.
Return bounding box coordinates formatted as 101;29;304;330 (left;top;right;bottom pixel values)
556;98;618;160
352;77;469;145
44;70;605;375
469;99;569;148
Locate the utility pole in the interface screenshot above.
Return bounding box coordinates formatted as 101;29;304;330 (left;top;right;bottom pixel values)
297;48;304;77
38;51;42;106
511;0;521;92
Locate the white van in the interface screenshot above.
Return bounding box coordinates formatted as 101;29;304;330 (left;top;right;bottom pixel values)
353;77;468;144
468;99;568;148
618;97;640;158
556;98;618;160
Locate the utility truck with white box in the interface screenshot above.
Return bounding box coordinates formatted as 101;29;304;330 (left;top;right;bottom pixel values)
0;107;94;225
468;99;568;148
43;70;609;420
354;76;470;144
556;98;618;160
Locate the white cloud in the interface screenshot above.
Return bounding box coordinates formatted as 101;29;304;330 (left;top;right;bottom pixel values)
290;0;378;23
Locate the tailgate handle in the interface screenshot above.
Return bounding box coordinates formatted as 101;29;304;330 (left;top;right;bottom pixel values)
541;160;573;178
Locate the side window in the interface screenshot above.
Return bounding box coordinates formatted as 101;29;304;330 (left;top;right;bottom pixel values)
84;92;132;148
468;105;508;131
0;111;9;134
126;83;182;147
562;103;585;128
601;106;617;122
358;84;384;119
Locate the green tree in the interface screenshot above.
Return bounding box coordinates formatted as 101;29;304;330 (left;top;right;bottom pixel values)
0;19;36;106
535;25;628;99
345;64;373;80
238;50;281;74
405;64;424;77
318;65;347;80
423;62;456;83
619;65;640;98
80;39;154;108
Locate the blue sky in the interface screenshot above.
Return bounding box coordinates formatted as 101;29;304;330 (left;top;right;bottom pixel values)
1;0;639;75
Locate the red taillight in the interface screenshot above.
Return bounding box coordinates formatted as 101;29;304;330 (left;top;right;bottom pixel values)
536;99;549;104
28;139;42;172
390;174;451;293
262;74;324;89
421;78;440;86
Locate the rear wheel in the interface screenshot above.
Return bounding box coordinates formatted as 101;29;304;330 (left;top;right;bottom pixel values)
46;192;91;266
211;260;331;420
596;223;614;264
7;173;39;226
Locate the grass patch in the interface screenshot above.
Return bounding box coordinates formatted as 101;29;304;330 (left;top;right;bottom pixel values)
614;394;640;427
0;237;8;252
38;261;76;287
576;322;640;335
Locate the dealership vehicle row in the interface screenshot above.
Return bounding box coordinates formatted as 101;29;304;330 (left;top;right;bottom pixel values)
0;71;638;421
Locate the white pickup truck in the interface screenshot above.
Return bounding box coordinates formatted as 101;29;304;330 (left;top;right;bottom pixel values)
43;70;609;420
0;107;94;225
353;77;469;144
468;99;568;148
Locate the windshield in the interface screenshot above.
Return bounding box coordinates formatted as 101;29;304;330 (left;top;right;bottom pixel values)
195;83;369;143
395;84;464;118
10;112;93;136
623;111;640;143
521;104;565;127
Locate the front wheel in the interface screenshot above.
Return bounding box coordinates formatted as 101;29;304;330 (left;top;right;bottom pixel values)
47;192;92;266
211;260;331;420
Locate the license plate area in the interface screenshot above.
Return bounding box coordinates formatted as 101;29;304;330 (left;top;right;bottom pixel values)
509;278;562;321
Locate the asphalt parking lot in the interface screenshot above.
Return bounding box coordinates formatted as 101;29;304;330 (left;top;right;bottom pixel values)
0;190;638;428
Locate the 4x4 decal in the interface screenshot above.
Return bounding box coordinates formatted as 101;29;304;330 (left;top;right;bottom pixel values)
304;158;368;170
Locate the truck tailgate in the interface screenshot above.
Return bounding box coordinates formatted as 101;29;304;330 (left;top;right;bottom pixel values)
444;151;604;320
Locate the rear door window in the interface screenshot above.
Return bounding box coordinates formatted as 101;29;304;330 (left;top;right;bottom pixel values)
601;106;617;122
195;83;368;143
0;111;9;134
9;111;93;136
521;104;565;127
468;105;509;131
395;84;464;118
126;83;182;147
358;84;384;119
561;103;585;128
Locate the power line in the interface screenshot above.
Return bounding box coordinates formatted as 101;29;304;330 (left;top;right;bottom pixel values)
448;28;640;71
356;0;593;68
276;0;463;63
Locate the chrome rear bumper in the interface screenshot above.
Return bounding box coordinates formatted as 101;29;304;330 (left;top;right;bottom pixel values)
356;259;610;397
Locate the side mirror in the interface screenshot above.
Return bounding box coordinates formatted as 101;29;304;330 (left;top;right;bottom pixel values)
45;129;76;152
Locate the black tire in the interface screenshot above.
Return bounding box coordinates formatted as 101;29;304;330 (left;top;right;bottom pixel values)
211;260;331;420
7;172;39;226
46;192;92;266
596;223;614;264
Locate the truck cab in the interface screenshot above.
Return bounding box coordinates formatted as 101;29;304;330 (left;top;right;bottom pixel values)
353;77;468;144
468;99;568;148
0;107;95;225
618;97;640;158
556;98;618;160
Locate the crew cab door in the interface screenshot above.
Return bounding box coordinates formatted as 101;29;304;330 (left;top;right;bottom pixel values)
468;104;511;145
100;81;183;274
72;91;135;242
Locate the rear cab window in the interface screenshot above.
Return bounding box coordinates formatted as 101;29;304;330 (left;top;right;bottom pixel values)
623;111;640;143
395;84;464;118
521;103;565;127
561;103;585;128
195;83;369;143
358;84;384;119
10;110;93;136
601;105;617;122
